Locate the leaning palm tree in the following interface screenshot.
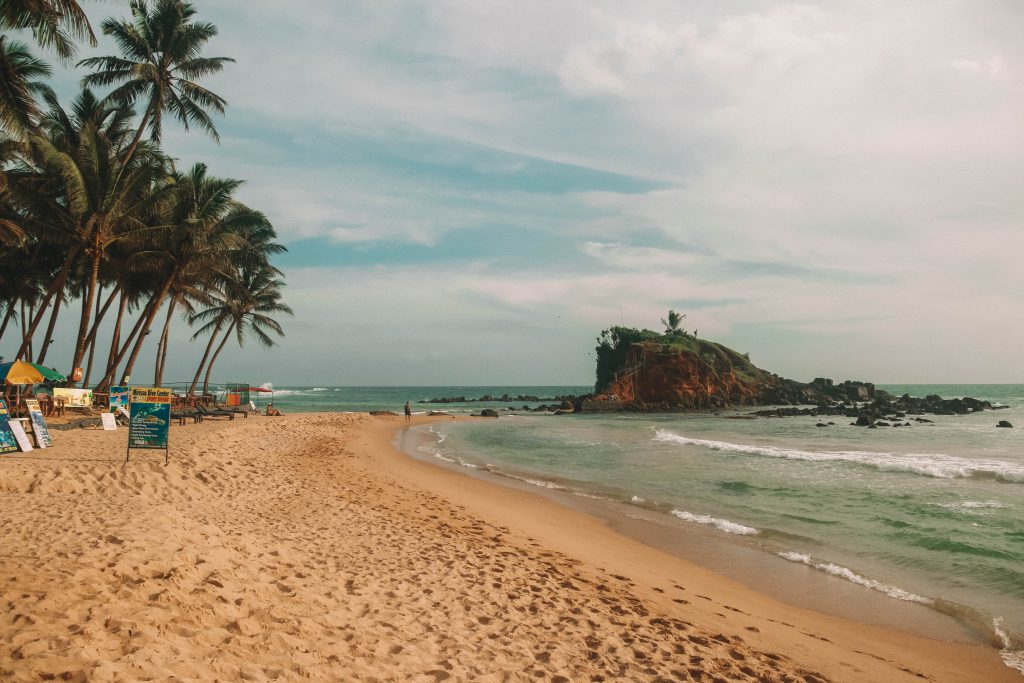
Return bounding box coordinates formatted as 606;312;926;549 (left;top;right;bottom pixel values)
0;37;54;140
20;115;169;379
195;263;291;396
97;163;248;389
79;0;234;164
20;89;143;367
0;0;96;61
184;209;284;394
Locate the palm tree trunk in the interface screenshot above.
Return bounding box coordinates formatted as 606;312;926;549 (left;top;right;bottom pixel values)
117;109;153;173
202;319;236;396
0;305;14;343
82;284;105;387
34;290;66;365
82;285;118;357
118;273;176;386
68;238;103;386
96;289;128;391
20;300;28;356
153;295;178;386
188;319;225;395
14;246;79;361
95;290;158;392
23;301;33;360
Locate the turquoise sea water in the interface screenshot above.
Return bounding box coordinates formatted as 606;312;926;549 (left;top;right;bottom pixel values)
252;383;1024;672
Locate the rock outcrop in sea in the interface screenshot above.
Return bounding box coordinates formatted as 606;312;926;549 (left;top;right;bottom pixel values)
583;332;821;412
581;326;998;419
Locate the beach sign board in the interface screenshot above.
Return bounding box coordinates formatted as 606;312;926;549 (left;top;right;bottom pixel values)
109;386;129;413
24;399;52;448
127;387;171;463
0;399;19;454
54;387;93;408
8;419;32;452
100;412;117;430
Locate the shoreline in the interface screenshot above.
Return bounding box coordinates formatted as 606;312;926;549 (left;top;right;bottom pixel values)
0;412;1015;681
396;421;999;647
385;416;1019;681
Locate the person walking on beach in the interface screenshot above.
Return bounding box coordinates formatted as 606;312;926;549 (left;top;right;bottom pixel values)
404;401;412;423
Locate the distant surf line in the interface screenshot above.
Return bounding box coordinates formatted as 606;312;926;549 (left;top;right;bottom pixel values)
653;429;1024;482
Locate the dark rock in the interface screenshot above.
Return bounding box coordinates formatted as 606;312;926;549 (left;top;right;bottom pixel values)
997;421;1013;428
855;415;873;426
479;409;499;418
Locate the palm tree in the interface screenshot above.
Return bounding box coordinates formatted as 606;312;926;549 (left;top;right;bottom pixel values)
23;107;169;381
0;0;96;61
97;163;248;389
0;37;54;140
22;89;141;368
183;207;284;394
193;263;291;396
0;0;92;139
79;0;234;165
661;310;686;336
0;136;32;245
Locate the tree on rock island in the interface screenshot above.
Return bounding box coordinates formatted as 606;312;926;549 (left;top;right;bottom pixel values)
661;309;686;337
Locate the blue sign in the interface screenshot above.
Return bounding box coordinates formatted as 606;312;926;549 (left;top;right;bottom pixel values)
128;387;171;450
0;399;18;454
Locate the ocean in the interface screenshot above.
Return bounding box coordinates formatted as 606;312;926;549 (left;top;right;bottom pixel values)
249;383;1024;673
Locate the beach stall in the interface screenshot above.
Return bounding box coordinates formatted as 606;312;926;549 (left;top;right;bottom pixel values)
0;361;67;416
223;387;272;413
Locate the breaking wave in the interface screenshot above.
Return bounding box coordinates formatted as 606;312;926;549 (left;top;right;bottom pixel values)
777;552;931;604
671;509;758;535
993;618;1024;674
654;430;1024;482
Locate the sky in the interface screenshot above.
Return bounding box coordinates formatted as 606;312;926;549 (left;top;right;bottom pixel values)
22;0;1024;386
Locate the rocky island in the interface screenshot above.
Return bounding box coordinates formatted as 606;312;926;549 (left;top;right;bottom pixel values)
422;313;1005;424
579;313;1003;424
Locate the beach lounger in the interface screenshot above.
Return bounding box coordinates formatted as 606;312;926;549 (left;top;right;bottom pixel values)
197;404;234;420
215;402;249;418
171;408;203;425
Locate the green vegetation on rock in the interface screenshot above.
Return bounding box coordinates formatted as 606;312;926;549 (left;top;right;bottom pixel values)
595;312;764;393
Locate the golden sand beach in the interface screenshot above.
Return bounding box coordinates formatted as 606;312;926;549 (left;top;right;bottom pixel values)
0;413;1014;681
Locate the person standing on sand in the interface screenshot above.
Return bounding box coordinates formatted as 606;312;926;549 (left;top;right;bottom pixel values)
404;401;412;422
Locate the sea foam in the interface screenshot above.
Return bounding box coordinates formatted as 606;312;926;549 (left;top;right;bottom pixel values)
937;499;1007;511
654;430;1024;482
993;618;1024;674
777;552;931;604
671;509;758;535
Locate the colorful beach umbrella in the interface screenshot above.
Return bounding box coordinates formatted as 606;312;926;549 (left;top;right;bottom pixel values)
0;361;66;385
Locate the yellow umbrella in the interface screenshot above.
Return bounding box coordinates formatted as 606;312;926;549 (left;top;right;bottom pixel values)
0;360;47;385
0;361;50;416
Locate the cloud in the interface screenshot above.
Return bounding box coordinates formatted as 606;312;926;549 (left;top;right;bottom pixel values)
28;0;1024;384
